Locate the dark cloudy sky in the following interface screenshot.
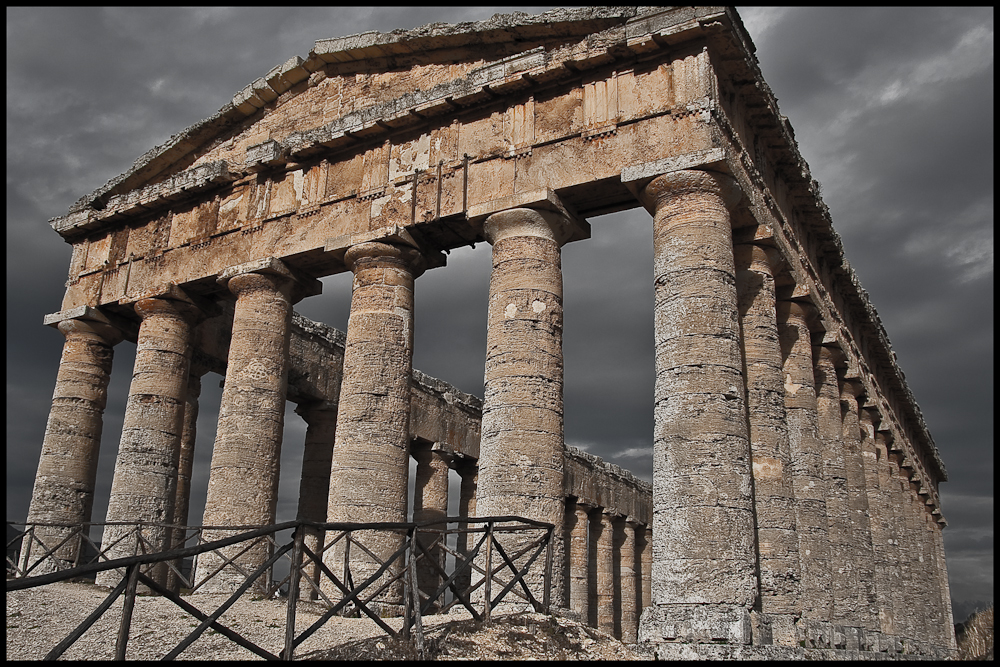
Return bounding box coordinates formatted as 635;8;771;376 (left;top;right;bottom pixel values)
6;7;993;622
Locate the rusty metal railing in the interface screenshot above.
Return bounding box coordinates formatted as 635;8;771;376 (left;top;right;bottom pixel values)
6;516;553;660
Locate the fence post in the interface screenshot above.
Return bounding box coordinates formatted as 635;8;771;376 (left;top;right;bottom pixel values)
115;563;141;660
543;525;553;614
282;525;304;660
484;521;494;624
403;528;413;640
408;527;424;659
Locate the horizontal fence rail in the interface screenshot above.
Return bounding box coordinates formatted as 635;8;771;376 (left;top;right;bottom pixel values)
6;517;553;660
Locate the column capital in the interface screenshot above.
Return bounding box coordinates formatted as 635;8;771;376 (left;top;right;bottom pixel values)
344;240;429;276
841;378;866;400
217;257;321;303
45;305;128;345
639;169;741;213
294;399;338;423
733;242;784;277
483;206;582;246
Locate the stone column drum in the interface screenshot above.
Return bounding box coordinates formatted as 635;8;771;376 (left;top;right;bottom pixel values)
637;169;757;647
777;299;833;629
813;344;854;624
23;312;123;573
734;242;801;644
97;294;200;588
596;511;616;636
413;444;451;610
324;241;423;613
568;501;591;621
454;459;478;598
840;379;879;635
167;365;206;594
620;519;640;643
198;260;299;593
294;400;338;600
475;206;578;609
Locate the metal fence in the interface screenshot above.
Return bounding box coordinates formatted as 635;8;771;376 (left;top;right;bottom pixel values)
6;516;553;660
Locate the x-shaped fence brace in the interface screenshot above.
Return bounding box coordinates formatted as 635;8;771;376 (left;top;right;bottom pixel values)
6;517;553;661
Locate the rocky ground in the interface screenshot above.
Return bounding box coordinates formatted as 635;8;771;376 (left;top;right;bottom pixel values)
6;581;645;661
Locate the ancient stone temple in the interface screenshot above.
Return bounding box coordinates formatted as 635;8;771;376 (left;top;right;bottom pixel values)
24;6;955;659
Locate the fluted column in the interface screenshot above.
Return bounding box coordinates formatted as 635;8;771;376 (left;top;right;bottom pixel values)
568;500;591;621
637;169;756;646
97;293;201;588
166;363;207;594
840;380;879;636
596;510;616;636
777;300;832;632
198;259;306;593
734;242;801;644
475;205;583;609
294;400;338;600
413;444;451;611
23;311;123;573
323;241;423;613
813;344;853;624
620;519;639;643
885;447;914;641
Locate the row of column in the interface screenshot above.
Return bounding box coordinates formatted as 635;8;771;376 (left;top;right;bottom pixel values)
24;166;954;650
635;168;953;651
567;501;651;642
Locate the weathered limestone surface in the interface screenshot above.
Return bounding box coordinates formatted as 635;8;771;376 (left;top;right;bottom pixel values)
475;206;580;609
293;400;337;600
638;169;757;646
734;242;800;644
412;444;450;608
777;300;833;626
840;379;879;634
814;344;854;625
198;261;301;592
323;241;422;612
97;294;200;588
24;313;123;572
567;501;591;622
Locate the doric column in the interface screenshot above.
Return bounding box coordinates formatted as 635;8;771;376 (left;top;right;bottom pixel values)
637;169;756;646
454;457;478;598
568;500;591;621
475;205;584;609
875;429;904;642
596;510;616;636
587;507;602;627
166;362;208;594
885;446;914;642
620;519;640;643
97;291;201;588
640;525;653;613
412;443;451;611
813;344;853;624
198;258;313;593
734;242;801;644
294;400;338;600
23;310;123;573
323;241;423;613
929;516;957;651
840;379;879;636
777;299;833;631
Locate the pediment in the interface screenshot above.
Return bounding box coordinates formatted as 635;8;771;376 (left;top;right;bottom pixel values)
56;6;735;236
